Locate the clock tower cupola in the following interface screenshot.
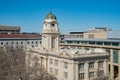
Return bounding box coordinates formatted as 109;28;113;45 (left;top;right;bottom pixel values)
42;12;60;52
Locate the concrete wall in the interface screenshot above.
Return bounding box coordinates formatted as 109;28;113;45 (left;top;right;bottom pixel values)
84;31;107;39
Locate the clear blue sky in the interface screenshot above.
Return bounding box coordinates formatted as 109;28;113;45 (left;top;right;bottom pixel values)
0;0;120;33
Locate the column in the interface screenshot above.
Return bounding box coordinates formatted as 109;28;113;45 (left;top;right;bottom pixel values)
46;57;48;72
110;49;114;80
94;60;98;78
85;62;89;80
76;62;79;80
73;62;79;80
104;60;109;77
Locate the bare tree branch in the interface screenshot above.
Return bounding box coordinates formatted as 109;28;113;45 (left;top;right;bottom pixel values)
0;47;56;80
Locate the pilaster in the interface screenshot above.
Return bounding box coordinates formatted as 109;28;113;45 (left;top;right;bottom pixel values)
110;49;114;80
85;61;89;80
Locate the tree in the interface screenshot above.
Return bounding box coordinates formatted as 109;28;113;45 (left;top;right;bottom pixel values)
0;47;56;80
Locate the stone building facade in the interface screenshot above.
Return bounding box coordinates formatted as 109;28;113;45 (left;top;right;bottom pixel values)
26;12;109;80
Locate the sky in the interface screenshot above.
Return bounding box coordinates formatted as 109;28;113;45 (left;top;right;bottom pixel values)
0;0;120;33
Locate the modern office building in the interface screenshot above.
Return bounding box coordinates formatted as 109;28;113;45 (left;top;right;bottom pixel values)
26;12;109;80
61;30;120;80
0;25;20;34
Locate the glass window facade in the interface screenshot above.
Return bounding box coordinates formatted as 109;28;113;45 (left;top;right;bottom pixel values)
104;42;111;46
112;42;119;46
89;41;95;44
67;41;73;44
113;50;118;63
96;42;103;45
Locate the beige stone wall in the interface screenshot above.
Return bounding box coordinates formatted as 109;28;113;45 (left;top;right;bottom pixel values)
48;56;75;80
83;31;107;39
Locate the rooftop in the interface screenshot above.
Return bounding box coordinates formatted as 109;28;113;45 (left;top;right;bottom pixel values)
45;12;57;20
0;25;20;30
0;34;41;39
64;38;120;43
27;46;109;59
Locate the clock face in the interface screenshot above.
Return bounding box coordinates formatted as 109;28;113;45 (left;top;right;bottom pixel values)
51;23;55;27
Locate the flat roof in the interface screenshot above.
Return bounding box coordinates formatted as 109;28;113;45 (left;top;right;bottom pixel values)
64;38;120;43
0;34;41;39
0;25;20;30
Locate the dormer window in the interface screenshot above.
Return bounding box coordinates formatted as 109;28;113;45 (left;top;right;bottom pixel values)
51;23;55;27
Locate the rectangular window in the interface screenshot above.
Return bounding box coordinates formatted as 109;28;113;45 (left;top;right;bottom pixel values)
98;61;103;68
54;60;58;66
79;73;84;80
112;42;119;46
21;42;23;44
49;59;53;64
11;42;14;44
79;63;84;71
81;41;88;44
89;62;94;69
50;67;53;74
64;62;68;69
63;72;68;79
67;41;73;44
104;42;111;46
98;70;104;77
113;50;118;63
1;42;3;45
106;49;110;61
89;72;94;78
16;42;18;44
96;42;103;45
89;41;95;44
54;69;58;75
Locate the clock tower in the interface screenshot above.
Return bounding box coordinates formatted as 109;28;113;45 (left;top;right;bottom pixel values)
42;12;60;52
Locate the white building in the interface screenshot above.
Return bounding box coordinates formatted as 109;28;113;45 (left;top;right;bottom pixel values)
26;12;109;80
0;34;41;49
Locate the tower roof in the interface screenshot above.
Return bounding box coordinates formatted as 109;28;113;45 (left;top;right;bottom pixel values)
45;12;57;20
